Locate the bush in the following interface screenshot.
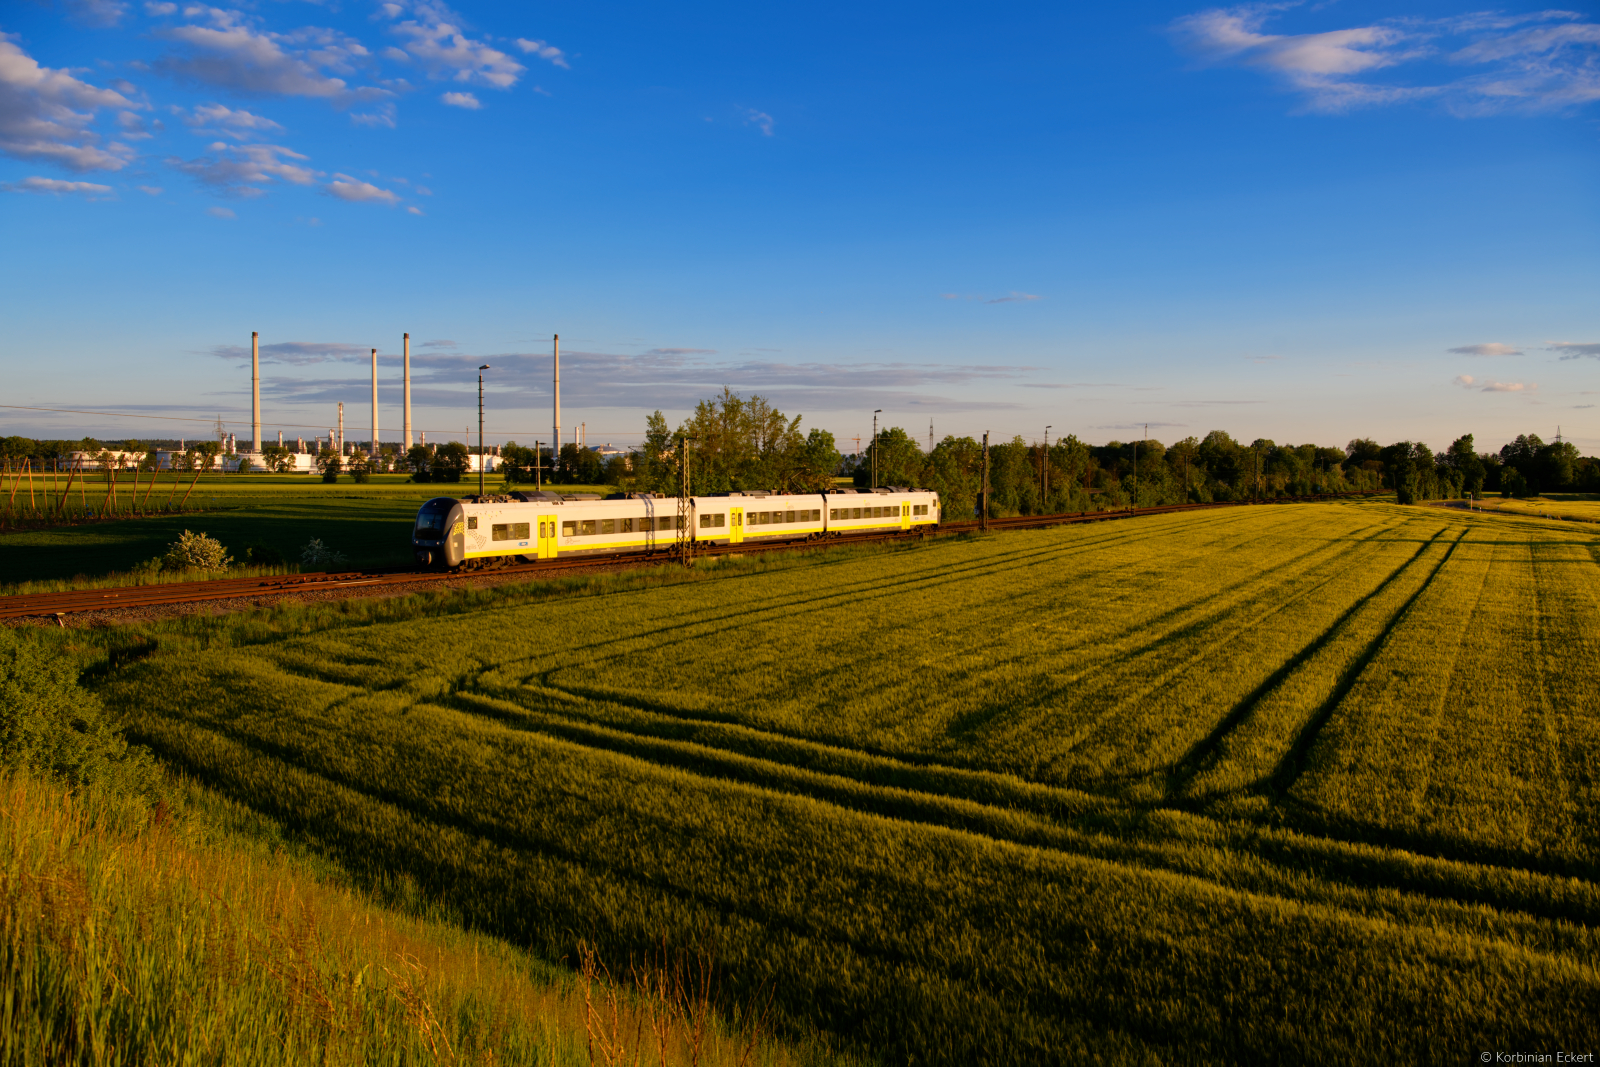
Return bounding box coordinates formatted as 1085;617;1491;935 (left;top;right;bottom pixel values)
162;529;232;571
350;464;371;484
300;538;348;568
0;628;158;796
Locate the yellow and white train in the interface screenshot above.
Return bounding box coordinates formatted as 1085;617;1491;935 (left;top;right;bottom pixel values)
411;488;941;568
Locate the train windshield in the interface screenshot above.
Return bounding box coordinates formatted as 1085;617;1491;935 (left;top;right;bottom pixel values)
414;500;454;538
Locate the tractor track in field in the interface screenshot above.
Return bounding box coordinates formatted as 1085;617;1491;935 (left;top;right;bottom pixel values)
0;492;1378;623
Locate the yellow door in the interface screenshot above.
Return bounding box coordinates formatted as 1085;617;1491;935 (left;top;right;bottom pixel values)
539;514;558;558
901;502;911;530
730;508;743;544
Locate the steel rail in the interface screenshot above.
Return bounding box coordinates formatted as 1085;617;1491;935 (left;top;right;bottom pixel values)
0;492;1377;620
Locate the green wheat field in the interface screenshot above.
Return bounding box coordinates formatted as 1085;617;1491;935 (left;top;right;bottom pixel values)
26;500;1600;1064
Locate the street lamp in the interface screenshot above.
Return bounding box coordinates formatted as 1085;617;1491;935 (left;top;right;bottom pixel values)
477;364;490;497
872;409;883;488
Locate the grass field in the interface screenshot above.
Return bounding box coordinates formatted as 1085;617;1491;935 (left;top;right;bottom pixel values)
0;474;609;590
70;501;1600;1062
1467;495;1600;525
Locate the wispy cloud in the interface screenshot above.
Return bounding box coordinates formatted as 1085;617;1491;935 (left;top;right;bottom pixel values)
1550;340;1600;359
325;174;402;204
0;36;137;172
1454;373;1534;392
1172;6;1600;115
211;341;370;364
168;142;318;197
155;8;388;107
514;38;569;69
206;205;234;218
1173;399;1265;406
440;90;480;109
1449;342;1522;355
3;176;114;197
743;109;774;136
383;1;526;89
185;102;285;138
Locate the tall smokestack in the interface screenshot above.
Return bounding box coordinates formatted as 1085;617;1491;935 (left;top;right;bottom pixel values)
370;347;378;458
552;334;560;472
403;333;412;449
251;331;260;454
337;402;344;455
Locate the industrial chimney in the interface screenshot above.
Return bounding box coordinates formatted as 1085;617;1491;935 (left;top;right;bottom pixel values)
403;333;412;449
370;347;379;458
251;331;261;454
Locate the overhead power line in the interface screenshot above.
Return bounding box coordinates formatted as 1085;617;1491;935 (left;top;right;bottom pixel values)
0;405;648;441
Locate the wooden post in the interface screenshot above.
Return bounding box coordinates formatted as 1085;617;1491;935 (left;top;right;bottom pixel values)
178;463;204;510
140;455;160;511
27;458;35;515
79;461;87;514
59;459;80;517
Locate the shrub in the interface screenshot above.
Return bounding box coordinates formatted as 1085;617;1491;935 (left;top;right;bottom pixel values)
0;628;158;796
162;529;233;571
300;538;348;568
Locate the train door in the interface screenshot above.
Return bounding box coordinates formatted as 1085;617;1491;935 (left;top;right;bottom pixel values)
901;501;911;530
729;507;743;545
538;514;558;558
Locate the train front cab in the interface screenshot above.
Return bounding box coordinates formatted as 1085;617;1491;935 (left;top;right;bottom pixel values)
413;497;466;568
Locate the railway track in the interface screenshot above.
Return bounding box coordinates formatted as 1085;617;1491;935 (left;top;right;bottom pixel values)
0;491;1376;621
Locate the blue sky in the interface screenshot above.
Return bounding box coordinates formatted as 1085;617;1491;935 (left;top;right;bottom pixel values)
2;0;1597;454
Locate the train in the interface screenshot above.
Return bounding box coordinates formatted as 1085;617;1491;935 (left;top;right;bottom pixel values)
411;487;941;568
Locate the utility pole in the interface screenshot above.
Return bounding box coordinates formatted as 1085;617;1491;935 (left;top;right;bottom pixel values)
872;410;882;488
1043;425;1052;505
251;331;260;455
929;419;934;453
403;332;412;449
370;347;379;462
981;432;990;532
477;364;490;497
1132;434;1138;511
535;438;542;490
1254;448;1259;503
677;436;694;567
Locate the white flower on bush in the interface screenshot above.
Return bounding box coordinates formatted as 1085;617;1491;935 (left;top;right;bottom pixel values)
300;538;348;568
163;530;233;571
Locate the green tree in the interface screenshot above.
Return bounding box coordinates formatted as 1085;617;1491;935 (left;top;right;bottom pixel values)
317;447;343;483
432;442;469;483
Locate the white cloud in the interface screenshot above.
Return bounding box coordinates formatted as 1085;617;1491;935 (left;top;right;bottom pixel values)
169;141;318;196
440;90;480;109
385;1;526;89
1448;342;1523;356
207;205;234;217
514;38;569;68
0;36;137;171
325;173;400;204
186;102;284;137
211;340;366;363
1454;373;1534;392
155;9;388;107
3;175;114;196
1173;6;1600;115
1550;341;1600;359
137;184;162;194
145;2;177;14
986;292;1040;304
406;204;423;215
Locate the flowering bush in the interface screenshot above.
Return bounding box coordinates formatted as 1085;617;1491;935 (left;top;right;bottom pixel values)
300;538;348;568
162;530;232;571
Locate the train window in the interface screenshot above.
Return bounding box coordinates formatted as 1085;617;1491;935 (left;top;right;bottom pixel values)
699;514;712;529
713;513;725;527
580;520;596;536
467;516;478;530
491;522;530;541
782;510;793;523
828;509;836;520
811;509;821;521
850;508;861;519
562;521;576;537
598;519;613;535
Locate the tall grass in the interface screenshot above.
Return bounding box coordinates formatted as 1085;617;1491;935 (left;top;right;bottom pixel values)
0;771;844;1067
